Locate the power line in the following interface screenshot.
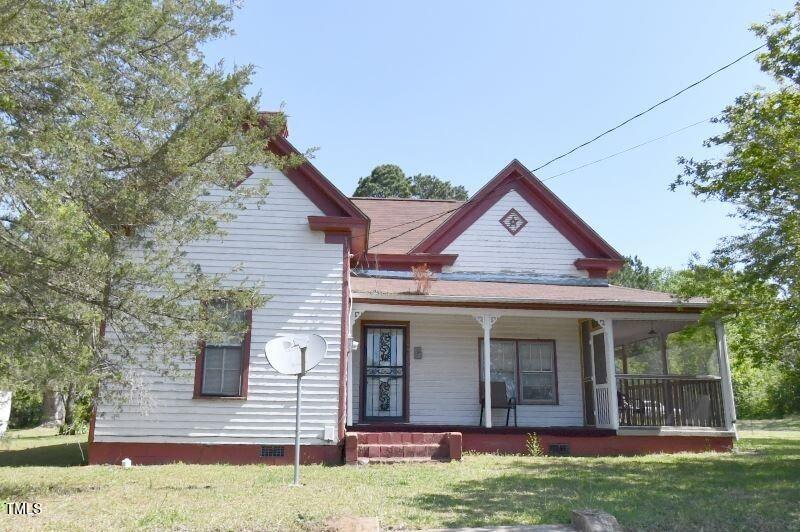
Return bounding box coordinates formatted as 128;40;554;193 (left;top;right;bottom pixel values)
532;42;766;172
368;206;461;250
365;116;717;252
368;205;462;235
540;116;715;182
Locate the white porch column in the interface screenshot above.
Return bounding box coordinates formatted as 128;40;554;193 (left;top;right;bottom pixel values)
475;314;498;428
600;317;620;430
715;320;737;434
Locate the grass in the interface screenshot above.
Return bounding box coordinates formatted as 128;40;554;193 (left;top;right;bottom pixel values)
0;419;798;531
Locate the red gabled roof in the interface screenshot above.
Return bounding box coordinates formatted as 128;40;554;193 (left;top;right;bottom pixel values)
410;159;624;262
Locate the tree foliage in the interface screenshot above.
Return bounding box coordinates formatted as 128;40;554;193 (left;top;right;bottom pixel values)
672;4;800;415
353;165;468;200
609;256;675;291
353;164;412;198
0;0;289;408
409;173;468;201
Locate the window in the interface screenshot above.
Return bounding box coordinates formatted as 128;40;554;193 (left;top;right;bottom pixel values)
479;339;558;404
195;297;252;398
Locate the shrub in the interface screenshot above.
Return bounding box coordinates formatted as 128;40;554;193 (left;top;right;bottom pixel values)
8;387;43;429
525;432;543;457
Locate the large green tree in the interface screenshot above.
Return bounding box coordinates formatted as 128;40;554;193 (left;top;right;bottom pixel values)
353;164;468;200
0;0;289;421
353;164;412;198
672;3;800;415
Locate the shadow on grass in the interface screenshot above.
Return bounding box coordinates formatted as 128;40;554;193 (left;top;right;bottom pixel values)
0;442;86;467
738;416;800;432
409;437;800;531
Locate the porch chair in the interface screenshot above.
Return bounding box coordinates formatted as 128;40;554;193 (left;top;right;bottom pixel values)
479;381;517;427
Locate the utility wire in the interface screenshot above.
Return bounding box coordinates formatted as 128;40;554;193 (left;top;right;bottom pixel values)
368;207;461;250
368;205;462;235
540;116;715;182
532;43;766;172
368;116;717;251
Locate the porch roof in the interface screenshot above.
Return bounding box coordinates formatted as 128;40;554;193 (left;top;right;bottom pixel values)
351;277;709;311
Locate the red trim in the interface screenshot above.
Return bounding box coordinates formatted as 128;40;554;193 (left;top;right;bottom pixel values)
337;237;351;440
268;136;366;220
352;297;705;314
261;135;369;254
411;160;623;260
88;442;341;466
574;258;625;278
362;253;458;272
307;216;368;255
193;299;253;399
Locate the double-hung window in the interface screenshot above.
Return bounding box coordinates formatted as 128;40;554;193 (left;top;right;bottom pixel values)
479;339;558;404
197;298;252;398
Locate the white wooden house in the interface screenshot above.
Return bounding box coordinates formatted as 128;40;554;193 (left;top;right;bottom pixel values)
89;127;737;465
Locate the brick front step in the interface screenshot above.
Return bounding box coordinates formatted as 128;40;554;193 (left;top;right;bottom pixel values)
345;431;462;464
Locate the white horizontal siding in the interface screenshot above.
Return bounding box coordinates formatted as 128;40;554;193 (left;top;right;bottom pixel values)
95;165;344;445
352;312;584;427
443;189;587;277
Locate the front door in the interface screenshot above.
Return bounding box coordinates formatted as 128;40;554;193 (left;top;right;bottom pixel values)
361;324;408;422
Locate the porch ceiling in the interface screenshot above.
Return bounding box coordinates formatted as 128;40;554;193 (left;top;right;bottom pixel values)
351;277;709;311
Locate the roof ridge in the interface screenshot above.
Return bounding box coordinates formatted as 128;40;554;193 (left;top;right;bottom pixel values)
350;197;464;203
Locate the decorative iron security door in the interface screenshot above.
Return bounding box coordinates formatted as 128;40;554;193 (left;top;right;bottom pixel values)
362;324;408;422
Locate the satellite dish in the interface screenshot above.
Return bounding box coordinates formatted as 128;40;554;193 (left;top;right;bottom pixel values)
264;333;328;486
265;334;327;375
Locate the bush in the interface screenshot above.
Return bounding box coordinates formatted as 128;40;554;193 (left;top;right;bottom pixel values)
8;388;43;428
525;432;543;457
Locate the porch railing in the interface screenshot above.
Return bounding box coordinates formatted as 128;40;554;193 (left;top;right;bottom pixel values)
616;375;725;428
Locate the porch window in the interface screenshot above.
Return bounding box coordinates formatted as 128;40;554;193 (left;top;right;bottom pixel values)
196;298;252;398
615;336;664;375
479;339;557;405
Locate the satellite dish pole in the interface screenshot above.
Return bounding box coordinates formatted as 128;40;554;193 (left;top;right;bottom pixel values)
264;334;327;487
293;341;306;486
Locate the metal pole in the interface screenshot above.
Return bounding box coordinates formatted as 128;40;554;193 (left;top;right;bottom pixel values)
293;372;301;486
293;345;306;486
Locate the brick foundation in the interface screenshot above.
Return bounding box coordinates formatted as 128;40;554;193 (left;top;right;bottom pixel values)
88;441;342;466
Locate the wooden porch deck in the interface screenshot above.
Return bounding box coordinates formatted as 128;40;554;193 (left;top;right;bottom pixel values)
347;423;616;437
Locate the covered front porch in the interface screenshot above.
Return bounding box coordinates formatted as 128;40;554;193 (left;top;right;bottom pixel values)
345;301;736;455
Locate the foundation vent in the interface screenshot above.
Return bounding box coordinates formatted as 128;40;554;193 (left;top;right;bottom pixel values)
260;445;285;457
548;443;570;456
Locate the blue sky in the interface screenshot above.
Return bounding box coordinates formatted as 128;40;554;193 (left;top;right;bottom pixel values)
204;1;794;269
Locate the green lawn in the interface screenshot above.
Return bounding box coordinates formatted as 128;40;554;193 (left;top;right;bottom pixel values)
1;420;798;531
